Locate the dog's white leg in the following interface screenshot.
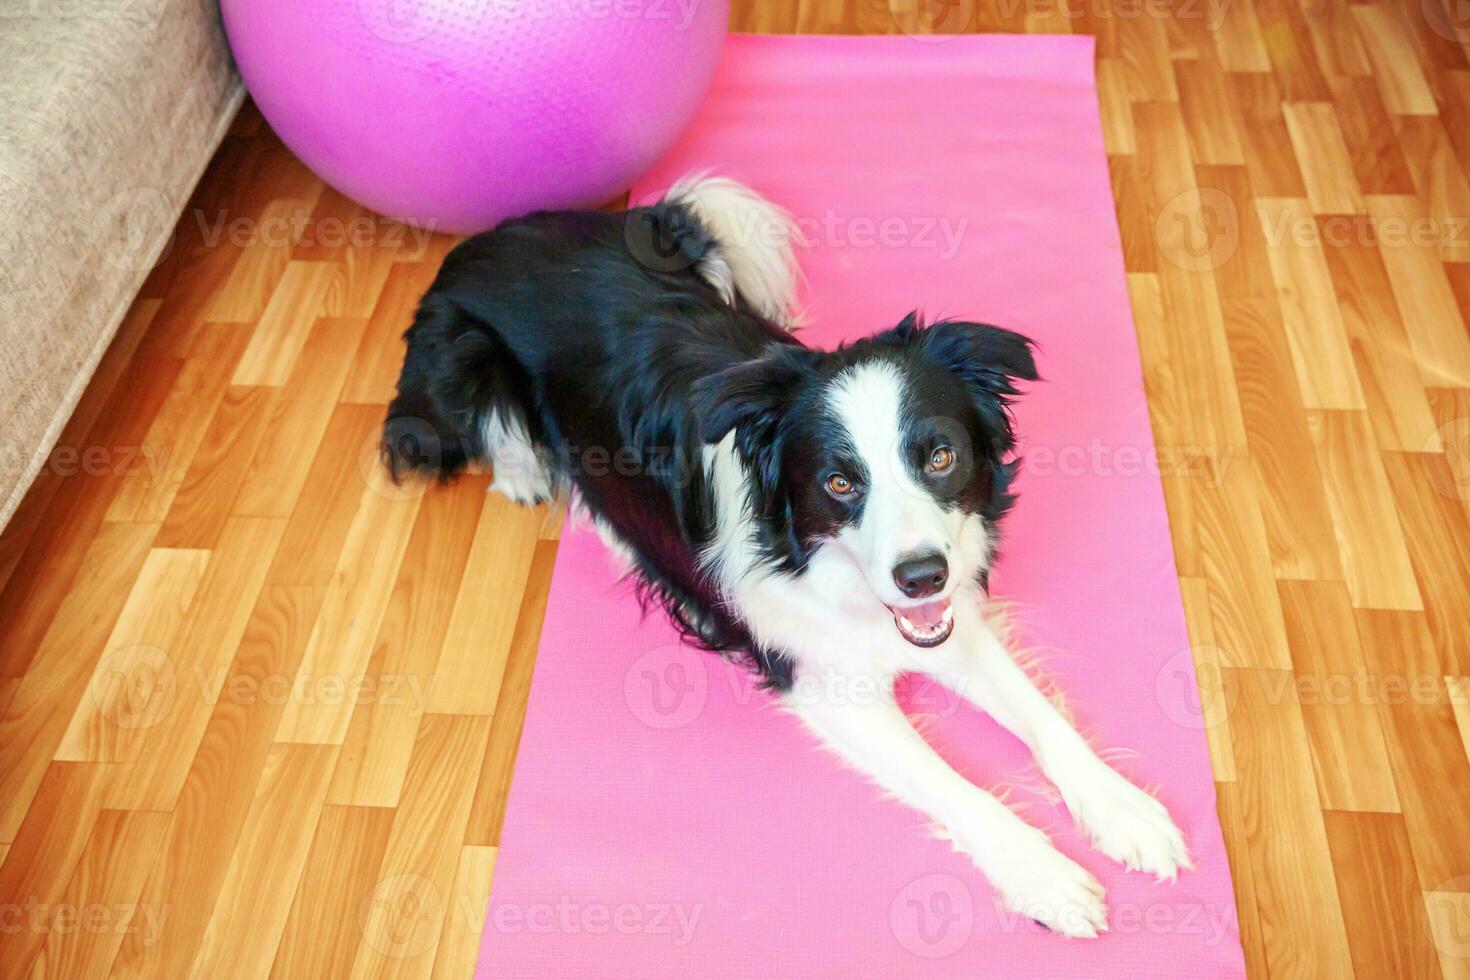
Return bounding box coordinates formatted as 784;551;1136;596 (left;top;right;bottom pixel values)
483;409;556;505
929;620;1193;881
786;682;1109;938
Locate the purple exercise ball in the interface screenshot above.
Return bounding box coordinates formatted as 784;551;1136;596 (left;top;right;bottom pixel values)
221;0;729;233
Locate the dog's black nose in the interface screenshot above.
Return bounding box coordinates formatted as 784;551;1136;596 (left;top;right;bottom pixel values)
893;553;948;599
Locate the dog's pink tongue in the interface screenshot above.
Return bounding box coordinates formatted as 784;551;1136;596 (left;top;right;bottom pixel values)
892;597;955;648
907;598;950;628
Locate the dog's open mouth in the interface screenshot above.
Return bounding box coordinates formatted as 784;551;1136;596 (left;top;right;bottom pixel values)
889;597;954;648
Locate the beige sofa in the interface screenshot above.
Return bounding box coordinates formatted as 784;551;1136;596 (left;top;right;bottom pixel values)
0;0;242;529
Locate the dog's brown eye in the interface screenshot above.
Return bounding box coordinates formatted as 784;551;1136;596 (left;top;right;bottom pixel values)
826;473;855;497
929;447;956;473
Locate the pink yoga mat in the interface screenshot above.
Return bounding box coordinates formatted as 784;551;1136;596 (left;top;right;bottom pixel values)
478;34;1246;978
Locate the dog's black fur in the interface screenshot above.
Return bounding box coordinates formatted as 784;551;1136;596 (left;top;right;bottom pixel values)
383;201;1036;689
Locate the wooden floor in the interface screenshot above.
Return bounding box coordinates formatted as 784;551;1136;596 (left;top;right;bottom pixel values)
1;1;1469;977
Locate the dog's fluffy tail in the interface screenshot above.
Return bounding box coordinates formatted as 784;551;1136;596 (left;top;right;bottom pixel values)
666;174;803;329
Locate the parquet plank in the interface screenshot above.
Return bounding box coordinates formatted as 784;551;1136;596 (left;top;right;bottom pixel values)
1352;5;1439;114
1212;0;1272;72
155;385;278;549
103;324;251;525
1117;11;1176;101
137;240;245;359
233;315;371;517
273;482;422;745
108;584;323;980
1363;198;1470;389
30;810;170;980
1256;198;1366;408
427;494;541;716
1447;676;1470;767
1096;58;1136;155
1323;810;1444;979
0;764;113;975
0;523;157;842
102;516;287;810
186;743;339;980
1215;781;1271;978
269;805;396;980
1381;453;1470;673
1175;57;1247;165
346;714;492;980
1322;237;1442;452
1299;1;1369;80
263;402;385;587
1326;74;1418;196
1181;454;1293;669
340;261;441;404
328;478;485;806
1282;102;1366;213
230;261;340;386
1252;0;1331;100
1376;676;1470;890
1206;165;1342;578
54;547;212;763
1229;72;1308;197
1111;159;1156;273
465;539;559;844
1152;262;1250;451
205;195;321;322
1306;410;1423;610
1177;575;1237;781
430;845;498;980
1277;579;1400;812
1394;114;1470;265
0;359;180;677
1355;609;1443;697
322;236;400;317
1225;666;1356;977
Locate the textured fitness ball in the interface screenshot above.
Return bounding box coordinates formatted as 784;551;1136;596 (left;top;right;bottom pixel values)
222;0;729;233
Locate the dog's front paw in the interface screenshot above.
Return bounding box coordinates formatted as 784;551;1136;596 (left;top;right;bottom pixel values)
1064;766;1193;881
982;827;1109;939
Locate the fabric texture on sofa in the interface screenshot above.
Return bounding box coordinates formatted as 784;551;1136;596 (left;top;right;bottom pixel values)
0;0;243;529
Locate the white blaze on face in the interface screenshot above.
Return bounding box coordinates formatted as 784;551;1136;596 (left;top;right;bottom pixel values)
826;361;972;612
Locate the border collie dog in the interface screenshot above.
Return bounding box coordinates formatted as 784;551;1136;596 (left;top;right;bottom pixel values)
384;177;1191;937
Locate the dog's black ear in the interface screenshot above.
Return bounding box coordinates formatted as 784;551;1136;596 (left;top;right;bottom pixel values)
877;313;1037;456
914;317;1038;396
692;345;819;489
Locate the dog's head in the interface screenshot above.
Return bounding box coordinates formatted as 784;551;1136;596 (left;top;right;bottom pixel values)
696;314;1036;649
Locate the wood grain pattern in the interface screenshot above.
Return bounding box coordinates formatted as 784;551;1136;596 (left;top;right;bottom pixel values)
1323;810;1444;978
0;2;1466;975
1277;579;1400;813
1283;102;1367;214
1306;410;1424;610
